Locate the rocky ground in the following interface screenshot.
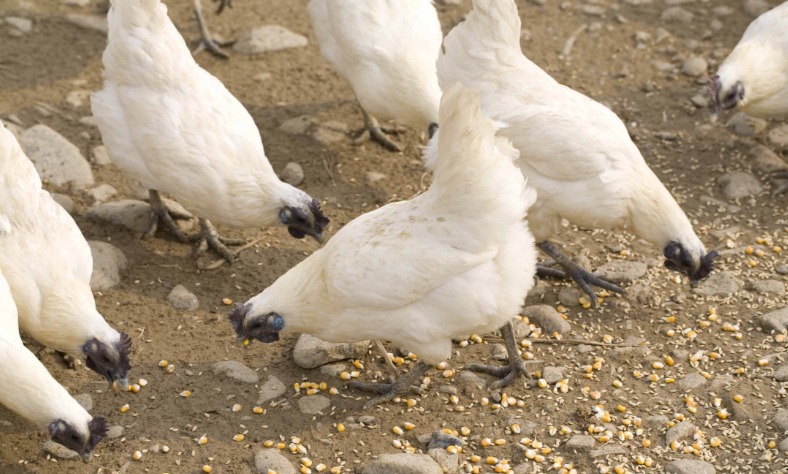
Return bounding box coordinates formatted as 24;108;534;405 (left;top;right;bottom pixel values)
1;0;788;473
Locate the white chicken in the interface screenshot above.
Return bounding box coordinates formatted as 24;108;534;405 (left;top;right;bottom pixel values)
709;1;788;195
0;262;109;460
438;0;718;304
92;0;328;262
230;83;538;403
0;122;132;390
308;0;443;151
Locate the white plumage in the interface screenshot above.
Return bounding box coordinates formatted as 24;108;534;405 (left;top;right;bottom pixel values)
0;121;131;388
0;265;106;459
92;0;327;254
231;84;537;401
437;0;716;293
711;2;788;118
308;0;443;145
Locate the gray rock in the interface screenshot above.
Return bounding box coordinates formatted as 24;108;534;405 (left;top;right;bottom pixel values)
512;463;533;474
21;125;94;191
750;145;788;173
5;17;32;33
457;370;487;388
628;283;654;305
746;280;785;295
43;440;79;459
279;115;313;134
682;57;707;77
581;5;605;15
85;200;152;233
65;14;108;33
366;172;387;185
88;241;127;291
52;194;76;215
543;366;565;384
775;410;788;432
281;162;304;186
254;449;297;474
691;95;708;108
665;460;715;474
726;112;767;136
590;445;626;457
661;7;693;22
780;438;788;452
711;19;723;30
427;431;465;450
168;285;199;311
313;127;347;145
234;25;308;55
717;172;763;199
257;375;286;404
363;454;442;474
713;6;734;16
558;287;581;307
491;343;508;361
92;145;112;166
436;385;458;395
769;124;788;148
292;334;367;369
759;308;788;333
577;344;593;353
644;415;669;427
357;415;375;425
565;435;595;451
106;425;123;439
692;271;739;296
593;260;647;283
666;420;697;445
678;373;707;391
744;0;771;17
522;305;571;336
86;184;117;204
778;265;788;275
298;395;330;415
212;361;258;384
610;345;651;362
319;362;347;377
73;394;93;411
428;449;459;473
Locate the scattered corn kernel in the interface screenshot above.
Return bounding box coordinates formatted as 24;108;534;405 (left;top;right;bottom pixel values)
393;426;404;435
133;451;142;460
199;435;208;445
180;390;190;397
120;404;129;413
222;298;232;305
202;466;212;473
710;437;721;447
337;424;345;433
642;439;651;448
159;360;168;367
233;434;244;442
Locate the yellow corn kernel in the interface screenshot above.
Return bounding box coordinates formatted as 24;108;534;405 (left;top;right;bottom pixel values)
233;434;244;442
252;406;264;414
602;335;614;344
232;403;242;412
202;466;212;473
614;466;626;474
665;356;674;366
407;399;417;407
276;442;285;449
120;404;129;413
612;380;622;388
443;369;454;378
316;464;326;472
180;390;190;397
591;391;601;400
301;458;313;468
616;405;626;413
759;359;769;366
165;365;176;374
486;456;498;465
733;394;743;403
264;441;274;448
670;441;680;450
133;451;142;460
340;372;351;380
675;413;685;421
642;439;651;448
769;441;776;449
745;246;754;255
460;426;471;436
495;439;506;446
710;437;721;447
198;435;208;445
159;360;168;367
337;424;345;433
666;329;675;337
307;388;319;395
718;409;728;419
537;379;547;388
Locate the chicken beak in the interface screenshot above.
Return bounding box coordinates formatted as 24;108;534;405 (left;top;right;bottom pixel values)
311;232;325;245
81;451;91;462
709;112;718;124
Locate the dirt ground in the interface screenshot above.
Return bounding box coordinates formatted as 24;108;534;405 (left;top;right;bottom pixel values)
1;0;787;473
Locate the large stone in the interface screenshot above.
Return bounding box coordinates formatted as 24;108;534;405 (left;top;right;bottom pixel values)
692;271;740;296
297;395;330;415
661;7;693;22
610;345;651;362
774;410;788;432
565;435;595;451
746;280;785;295
593;261;647;283
233;25;308;55
92;145;112;166
666;421;696;445
428;449;459;473
750;145;788;173
522;305;571;336
52;194;76;215
558;287;582;307
664;460;715;474
678;373;707;391
543;367;565;384
681;57;707;77
428;431;465;450
212;361;258;384
769;124;788;148
726;112;767;136
759;308;788;333
106;425;123;439
21;125;94;191
774;365;788;382
254;449;297;474
5;17;32;33
281;162;304;186
257;375;287;404
88;241;127;291
85;200;153;233
744;0;772;17
279;115;313;135
589;445;626;457
86;184;117;204
73;394;93;411
292;334;368;369
717;172;763;200
168;285;199;311
43;440;79;459
363;454;443;474
65;14;108;33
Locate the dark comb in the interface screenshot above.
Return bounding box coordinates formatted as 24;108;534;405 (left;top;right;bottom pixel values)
694;249;719;281
115;331;132;376
708;75;721;114
309;198;330;234
228;303;248;335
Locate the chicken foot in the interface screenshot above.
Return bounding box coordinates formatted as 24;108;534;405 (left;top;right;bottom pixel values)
193;218;245;263
353;108;403;152
772;171;788;197
467;322;537;390
192;0;235;59
146;190;191;243
536;241;624;307
351;361;431;409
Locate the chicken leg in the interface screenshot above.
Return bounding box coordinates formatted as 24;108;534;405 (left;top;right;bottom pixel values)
467;322;536;390
193;218;245;263
146;190;191;243
353;108;403;152
351;361;431;409
192;0;235;59
536;241;624;307
772;171;788;197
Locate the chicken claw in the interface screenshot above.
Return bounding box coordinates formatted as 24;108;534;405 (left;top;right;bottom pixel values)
192;0;235;59
467;322;536;390
536;241;624;307
353;109;402;153
147;190;191;243
212;0;232;15
193;218;245;263
772;171;788;197
351;361;431;409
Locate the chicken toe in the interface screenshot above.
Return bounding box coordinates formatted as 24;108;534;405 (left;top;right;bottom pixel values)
212;0;232;15
536;241;624;306
351;361;431;409
466;322;535;390
353;109;402;152
192;0;234;59
147;190;191;243
193;218;244;263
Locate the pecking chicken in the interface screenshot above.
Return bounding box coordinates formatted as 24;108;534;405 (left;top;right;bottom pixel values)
229;83;539;402
92;0;328;262
0;122;132;390
438;0;718;305
0;263;108;460
308;0;443;151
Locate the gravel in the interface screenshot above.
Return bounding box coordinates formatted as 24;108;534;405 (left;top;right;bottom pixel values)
281;162;305;186
592;260;647;283
21;125;94;191
257;375;287;404
692;271;740;296
298;395;330;415
363;454;443;474
234;26;308;55
88;241;127;291
726;112;767;136
85;200;154;233
167;285;199;311
717;172;764;200
254;449;296;474
665;460;715;474
666;420;697;445
292;334;368;369
681;57;707;77
522;305;571;336
745;280;785;295
212;361;259;384
565;435;595;451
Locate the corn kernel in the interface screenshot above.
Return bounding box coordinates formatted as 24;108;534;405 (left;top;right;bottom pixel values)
642;439;651;447
614;466;625;474
612;380;622;388
277;442;285;449
616;405;626;413
302;458;313;467
495;439;506;446
222;298;232;305
337;424;345;433
649;374;659;382
481;438;493;447
233;434;244;442
166;365;175;374
202;466;212;473
718;409;728;420
461;426;471;436
733;394;743;403
316;464;326;472
407;399;417;407
769;441;776;449
759;359;769;366
591;391;601;400
133;451;142;460
665;356;674;366
486;456;498;465
180;390;190;397
198;435;208;445
443;369;454;378
710;437;721;447
666;316;675;323
392;426;404;435
159;360;168;367
538;379;547;388
666;329;675;337
120;404;129;413
745;246;754;255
